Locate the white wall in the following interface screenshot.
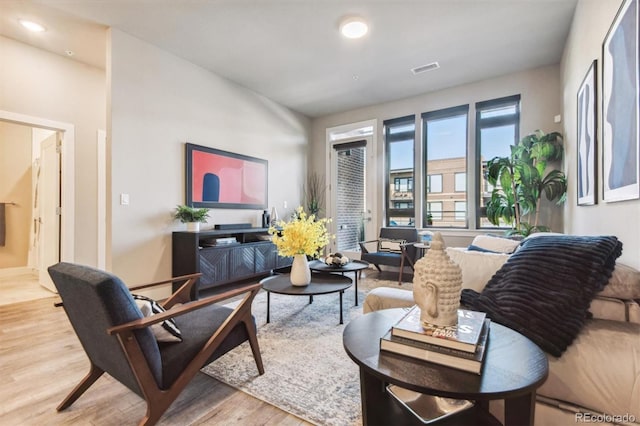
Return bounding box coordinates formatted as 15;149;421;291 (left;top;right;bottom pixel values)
0;36;106;267
108;29;310;285
560;0;640;269
310;65;564;239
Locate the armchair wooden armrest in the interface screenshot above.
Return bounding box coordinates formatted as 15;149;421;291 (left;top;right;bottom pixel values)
359;239;380;254
107;283;261;335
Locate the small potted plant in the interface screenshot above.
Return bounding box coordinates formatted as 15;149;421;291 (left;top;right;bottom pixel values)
174;205;210;232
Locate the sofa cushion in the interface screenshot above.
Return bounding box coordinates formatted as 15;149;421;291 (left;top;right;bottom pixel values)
598;263;640;299
461;235;622;356
539;319;640;420
589;296;629;322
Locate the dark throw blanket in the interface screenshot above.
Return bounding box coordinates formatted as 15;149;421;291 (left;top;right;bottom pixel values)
461;235;622;357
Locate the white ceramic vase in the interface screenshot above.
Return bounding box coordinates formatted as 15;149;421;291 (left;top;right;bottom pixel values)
186;222;200;232
290;254;311;286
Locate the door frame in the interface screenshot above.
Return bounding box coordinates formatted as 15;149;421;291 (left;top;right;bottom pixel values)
0;109;75;263
325;119;378;254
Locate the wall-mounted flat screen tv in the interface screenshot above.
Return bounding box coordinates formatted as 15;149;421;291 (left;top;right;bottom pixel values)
185;143;268;209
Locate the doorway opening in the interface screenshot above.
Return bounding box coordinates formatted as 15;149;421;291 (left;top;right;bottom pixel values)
326;120;377;259
0;110;75;301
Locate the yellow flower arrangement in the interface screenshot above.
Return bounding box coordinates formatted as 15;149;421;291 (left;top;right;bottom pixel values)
269;206;333;258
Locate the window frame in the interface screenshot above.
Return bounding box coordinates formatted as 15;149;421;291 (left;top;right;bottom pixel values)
475;94;521;229
422;104;469;228
384;115;416;227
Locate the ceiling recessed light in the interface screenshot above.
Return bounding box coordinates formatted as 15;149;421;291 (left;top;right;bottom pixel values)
19;19;46;33
340;17;368;39
65;50;75;57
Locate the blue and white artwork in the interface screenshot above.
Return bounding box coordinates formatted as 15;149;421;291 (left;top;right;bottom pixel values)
602;0;639;202
577;60;597;205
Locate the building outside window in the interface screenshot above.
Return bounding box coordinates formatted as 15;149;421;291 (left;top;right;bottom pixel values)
476;95;521;228
384;115;415;226
422;105;469;227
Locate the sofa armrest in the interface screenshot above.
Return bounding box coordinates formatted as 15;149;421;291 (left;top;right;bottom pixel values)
363;287;414;314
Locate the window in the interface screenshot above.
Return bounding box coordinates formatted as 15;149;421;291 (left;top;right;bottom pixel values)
422;105;468;227
455;172;466;192
394;177;413;192
476;95;520;228
384;115;415;227
394;201;414;209
454;201;467;221
381;95;520;231
427;202;442;220
426;174;442;193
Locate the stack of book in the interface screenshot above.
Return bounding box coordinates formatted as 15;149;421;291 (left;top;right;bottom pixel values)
380;305;490;374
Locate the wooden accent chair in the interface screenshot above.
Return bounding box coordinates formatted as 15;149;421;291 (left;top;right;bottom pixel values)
359;227;419;284
48;262;264;426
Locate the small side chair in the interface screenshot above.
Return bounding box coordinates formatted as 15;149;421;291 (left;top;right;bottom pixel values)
49;262;264;426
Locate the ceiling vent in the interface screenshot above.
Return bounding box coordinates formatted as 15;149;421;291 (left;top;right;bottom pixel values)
411;62;440;75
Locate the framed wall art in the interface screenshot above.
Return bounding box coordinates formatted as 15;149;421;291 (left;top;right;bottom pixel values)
185;143;268;209
602;0;639;202
577;60;598;205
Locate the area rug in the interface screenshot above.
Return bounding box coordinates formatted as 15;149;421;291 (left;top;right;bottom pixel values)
202;274;410;426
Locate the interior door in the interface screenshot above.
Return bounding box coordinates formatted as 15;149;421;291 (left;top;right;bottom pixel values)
38;132;61;291
329;137;375;258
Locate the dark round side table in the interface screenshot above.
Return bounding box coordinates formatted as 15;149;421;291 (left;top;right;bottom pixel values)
308;259;369;306
343;308;549;426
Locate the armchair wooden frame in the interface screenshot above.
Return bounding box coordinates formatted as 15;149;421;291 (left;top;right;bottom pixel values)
55;272;264;426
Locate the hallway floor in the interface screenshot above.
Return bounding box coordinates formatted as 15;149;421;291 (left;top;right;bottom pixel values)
0;272;56;306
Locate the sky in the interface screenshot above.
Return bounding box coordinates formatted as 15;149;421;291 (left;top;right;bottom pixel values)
390;116;515;170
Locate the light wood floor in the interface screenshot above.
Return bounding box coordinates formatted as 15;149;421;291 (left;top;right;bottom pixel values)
0;269;410;425
0;295;310;425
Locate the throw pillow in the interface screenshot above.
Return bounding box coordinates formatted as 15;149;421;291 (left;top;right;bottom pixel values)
378;238;405;253
133;294;182;343
469;234;521;254
446;247;510;292
460;235;622;357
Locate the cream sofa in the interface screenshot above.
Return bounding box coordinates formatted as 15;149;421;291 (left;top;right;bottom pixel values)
364;241;640;426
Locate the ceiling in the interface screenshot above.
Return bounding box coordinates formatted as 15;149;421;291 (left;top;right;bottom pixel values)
1;0;578;118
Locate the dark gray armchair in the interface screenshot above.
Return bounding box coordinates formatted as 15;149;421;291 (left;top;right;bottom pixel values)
359;227;419;284
48;262;264;426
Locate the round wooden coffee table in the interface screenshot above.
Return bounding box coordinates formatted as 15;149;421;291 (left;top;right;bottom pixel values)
308;259;369;306
260;273;352;324
343;308;549;426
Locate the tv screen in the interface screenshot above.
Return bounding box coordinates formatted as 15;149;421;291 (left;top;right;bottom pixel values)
185;143;268;209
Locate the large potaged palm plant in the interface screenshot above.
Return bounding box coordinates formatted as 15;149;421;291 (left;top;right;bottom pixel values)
485;130;567;236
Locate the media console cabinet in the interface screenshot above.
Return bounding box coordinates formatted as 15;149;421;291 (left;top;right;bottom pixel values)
172;227;291;297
